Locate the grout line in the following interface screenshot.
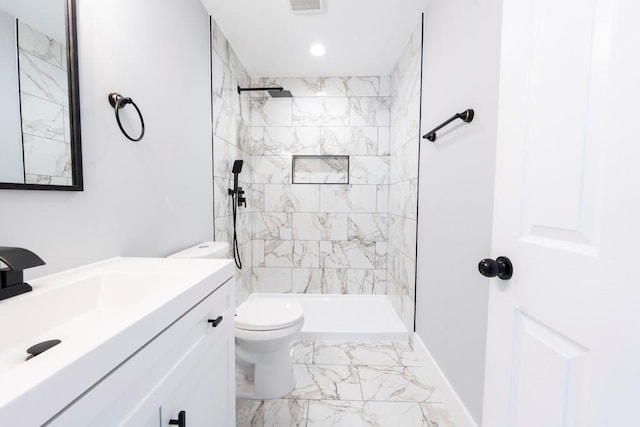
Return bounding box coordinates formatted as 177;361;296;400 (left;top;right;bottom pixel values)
419;402;435;427
356;365;366;401
391;342;404;366
304;398;310;427
273;397;440;404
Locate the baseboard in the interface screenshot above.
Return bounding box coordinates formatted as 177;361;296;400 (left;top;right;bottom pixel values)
411;333;479;427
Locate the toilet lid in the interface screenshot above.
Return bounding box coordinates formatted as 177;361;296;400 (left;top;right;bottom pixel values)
235;299;304;331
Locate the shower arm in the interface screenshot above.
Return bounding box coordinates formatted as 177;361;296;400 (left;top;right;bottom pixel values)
237;86;284;94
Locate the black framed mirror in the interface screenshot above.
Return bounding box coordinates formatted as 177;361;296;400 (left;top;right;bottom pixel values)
0;0;82;191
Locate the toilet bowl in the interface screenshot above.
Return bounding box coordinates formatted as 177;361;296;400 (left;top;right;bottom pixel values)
235;298;304;400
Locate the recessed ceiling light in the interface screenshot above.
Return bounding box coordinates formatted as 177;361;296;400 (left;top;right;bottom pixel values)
310;43;326;56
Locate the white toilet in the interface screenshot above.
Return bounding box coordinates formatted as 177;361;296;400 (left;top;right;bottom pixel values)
169;242;304;400
235;298;304;400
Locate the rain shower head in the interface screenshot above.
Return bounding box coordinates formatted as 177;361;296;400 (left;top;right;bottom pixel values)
237;85;292;98
268;89;293;98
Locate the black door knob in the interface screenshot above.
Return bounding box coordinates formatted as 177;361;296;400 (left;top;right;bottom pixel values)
478;256;513;280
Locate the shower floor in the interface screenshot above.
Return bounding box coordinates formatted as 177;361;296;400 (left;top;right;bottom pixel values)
246;293;409;341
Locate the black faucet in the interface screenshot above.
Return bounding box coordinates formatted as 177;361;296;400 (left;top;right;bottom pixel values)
0;247;45;301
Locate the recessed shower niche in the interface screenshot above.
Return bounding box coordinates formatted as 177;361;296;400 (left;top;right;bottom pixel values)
292;155;349;184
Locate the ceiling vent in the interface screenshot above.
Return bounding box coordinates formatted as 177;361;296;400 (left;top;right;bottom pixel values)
289;0;325;14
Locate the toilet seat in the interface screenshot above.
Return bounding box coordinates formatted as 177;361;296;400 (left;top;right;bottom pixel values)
235;299;304;331
235;320;304;342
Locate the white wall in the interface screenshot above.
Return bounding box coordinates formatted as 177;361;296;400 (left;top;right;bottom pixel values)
0;0;213;278
416;0;502;423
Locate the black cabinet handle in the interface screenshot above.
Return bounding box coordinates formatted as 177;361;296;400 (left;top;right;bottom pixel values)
478;256;513;280
169;410;186;427
207;316;223;327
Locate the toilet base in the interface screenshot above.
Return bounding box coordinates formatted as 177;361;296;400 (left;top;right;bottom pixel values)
236;378;295;400
235;342;297;400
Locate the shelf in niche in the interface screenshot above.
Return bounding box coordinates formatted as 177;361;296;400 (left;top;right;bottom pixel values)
292;155;349;184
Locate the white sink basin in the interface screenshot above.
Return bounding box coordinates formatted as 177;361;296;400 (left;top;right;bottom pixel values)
0;272;180;369
0;256;234;425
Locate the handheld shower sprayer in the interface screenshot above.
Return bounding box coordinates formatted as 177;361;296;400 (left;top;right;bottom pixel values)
228;160;245;269
229;160;246;208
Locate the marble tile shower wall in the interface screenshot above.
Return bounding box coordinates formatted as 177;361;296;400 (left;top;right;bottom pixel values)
248;76;392;299
17;20;72;185
210;18;253;303
388;21;423;330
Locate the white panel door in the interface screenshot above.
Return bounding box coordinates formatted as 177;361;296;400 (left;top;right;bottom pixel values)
483;0;640;425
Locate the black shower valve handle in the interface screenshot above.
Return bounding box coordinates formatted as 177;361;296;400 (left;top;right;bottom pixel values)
237;188;246;207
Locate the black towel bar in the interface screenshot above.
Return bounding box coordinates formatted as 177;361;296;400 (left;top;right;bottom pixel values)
423;109;474;142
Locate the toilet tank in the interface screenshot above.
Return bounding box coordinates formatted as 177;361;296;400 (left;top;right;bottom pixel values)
168;241;229;259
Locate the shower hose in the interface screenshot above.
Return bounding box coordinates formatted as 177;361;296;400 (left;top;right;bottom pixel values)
231;193;242;269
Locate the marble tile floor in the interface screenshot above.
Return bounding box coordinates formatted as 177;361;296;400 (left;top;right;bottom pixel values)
236;340;455;427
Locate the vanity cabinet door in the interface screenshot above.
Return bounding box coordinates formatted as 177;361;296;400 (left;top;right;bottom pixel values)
160;316;235;427
122;409;160;427
209;320;235;426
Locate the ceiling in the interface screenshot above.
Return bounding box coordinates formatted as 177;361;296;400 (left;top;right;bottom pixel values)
199;0;428;78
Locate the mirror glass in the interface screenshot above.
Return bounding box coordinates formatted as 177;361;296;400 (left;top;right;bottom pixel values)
0;0;82;190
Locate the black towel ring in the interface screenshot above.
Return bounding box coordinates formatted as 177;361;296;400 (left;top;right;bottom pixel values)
108;92;145;142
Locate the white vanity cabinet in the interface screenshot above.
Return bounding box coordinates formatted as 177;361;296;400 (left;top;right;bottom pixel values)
47;278;235;427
